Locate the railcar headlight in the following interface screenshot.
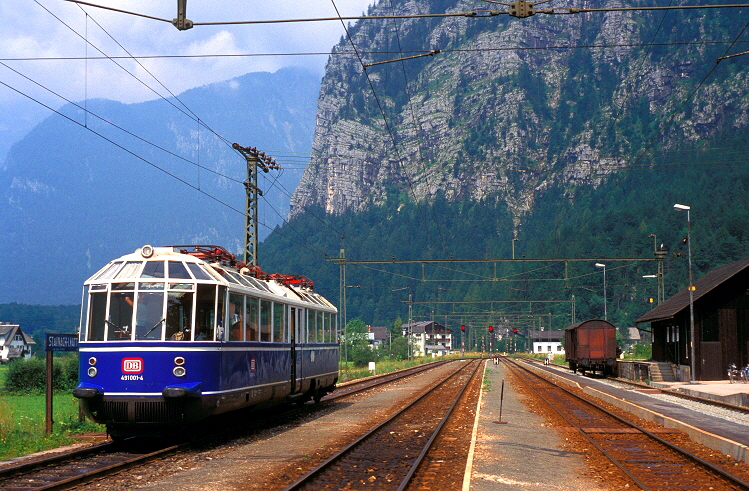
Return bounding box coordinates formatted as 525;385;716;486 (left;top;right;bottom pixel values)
87;367;98;377
173;366;186;377
174;356;185;366
88;357;97;366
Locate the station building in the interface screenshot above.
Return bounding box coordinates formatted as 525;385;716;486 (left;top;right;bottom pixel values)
635;257;749;381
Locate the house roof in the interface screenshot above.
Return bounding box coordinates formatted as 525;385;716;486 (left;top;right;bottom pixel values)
0;324;36;346
528;329;564;342
635;257;749;325
368;325;389;342
403;321;451;334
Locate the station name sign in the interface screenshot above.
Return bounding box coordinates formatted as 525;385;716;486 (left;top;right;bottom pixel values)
45;333;79;352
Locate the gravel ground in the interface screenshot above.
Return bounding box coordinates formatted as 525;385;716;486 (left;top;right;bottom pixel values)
595;378;749;425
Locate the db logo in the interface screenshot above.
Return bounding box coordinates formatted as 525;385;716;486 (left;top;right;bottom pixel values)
122;358;144;374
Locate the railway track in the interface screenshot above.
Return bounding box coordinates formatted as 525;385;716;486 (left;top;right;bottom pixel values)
282;358;483;491
0;440;181;491
0;359;458;490
504;357;749;491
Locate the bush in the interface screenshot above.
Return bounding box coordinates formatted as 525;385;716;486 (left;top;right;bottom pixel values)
5;355;79;393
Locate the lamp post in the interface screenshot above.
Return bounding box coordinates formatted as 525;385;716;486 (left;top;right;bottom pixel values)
674;203;695;382
512;237;519;260
595;263;607;321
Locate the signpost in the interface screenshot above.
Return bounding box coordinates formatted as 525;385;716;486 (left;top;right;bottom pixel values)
45;333;79;434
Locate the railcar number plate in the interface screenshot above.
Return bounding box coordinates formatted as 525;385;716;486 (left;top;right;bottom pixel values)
121;375;144;381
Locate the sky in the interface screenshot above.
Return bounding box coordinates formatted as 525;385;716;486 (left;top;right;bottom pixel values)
0;0;374;160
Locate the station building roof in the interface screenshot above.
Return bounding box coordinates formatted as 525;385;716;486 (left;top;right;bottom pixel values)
635;257;749;325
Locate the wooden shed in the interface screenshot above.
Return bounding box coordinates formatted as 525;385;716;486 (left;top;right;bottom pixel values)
635;257;749;381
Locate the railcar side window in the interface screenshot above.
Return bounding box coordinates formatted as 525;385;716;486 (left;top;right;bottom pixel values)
195;284;217;341
136;292;164;340
168;261;191;279
246;296;259;341
316;311;323;343
273;302;284;342
108;292;134;341
260;300;271;341
141;261;165;279
307;309;316;342
166;290;193;341
87;292;107;341
229;293;244;341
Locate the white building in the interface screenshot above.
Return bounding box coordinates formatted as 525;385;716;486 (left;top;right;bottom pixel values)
529;329;565;357
0;323;35;363
403;321;452;356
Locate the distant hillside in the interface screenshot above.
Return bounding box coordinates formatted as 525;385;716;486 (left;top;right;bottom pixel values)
0;67;320;304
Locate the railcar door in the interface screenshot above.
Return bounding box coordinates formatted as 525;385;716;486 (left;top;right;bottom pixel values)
290;306;298;394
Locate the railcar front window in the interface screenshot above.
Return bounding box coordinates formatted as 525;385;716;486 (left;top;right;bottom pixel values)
166;291;193;341
87;292;107;341
136;292;164;340
92;261;123;281
115;261;143;279
141;261;165;279
168;261;191;279
195;284;216;341
108;292;134;340
187;263;212;281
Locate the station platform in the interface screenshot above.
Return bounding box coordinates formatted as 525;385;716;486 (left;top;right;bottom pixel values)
465;359;606;491
465;358;749;490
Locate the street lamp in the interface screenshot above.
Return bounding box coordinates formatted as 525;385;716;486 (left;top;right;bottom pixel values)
674;203;696;382
512;237;519;260
595;263;607;321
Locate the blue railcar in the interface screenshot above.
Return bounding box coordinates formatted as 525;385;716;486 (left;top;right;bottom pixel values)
73;245;338;438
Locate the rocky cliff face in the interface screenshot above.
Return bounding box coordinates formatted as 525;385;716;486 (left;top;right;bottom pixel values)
291;0;749;228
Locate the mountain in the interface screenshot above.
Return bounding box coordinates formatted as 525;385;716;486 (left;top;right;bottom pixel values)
260;0;749;328
0;67;320;304
291;0;749;228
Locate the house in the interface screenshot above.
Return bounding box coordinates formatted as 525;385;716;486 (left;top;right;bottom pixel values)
528;329;565;356
403;321;453;356
0;323;36;363
366;325;390;348
635;257;749;381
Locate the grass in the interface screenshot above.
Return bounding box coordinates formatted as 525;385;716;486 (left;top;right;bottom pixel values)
0;392;104;461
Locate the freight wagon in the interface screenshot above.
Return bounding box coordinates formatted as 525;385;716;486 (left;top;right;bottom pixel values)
564;319;617;376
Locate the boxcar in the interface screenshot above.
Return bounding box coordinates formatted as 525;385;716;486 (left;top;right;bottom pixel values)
564;319;617;376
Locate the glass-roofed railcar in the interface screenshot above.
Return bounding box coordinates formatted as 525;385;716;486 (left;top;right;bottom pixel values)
73;245;338;438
